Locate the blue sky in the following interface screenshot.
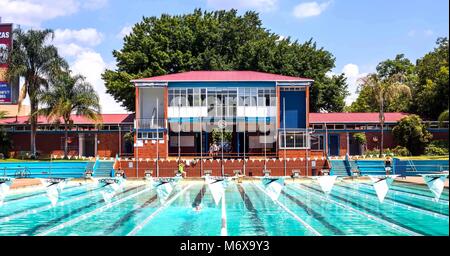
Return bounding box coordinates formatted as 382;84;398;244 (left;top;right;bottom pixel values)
1;0;448;113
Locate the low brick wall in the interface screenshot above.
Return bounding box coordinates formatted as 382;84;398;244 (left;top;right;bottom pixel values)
119;157;330;178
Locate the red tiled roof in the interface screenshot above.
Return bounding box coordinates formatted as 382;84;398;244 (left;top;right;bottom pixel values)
0;114;134;125
132;71;313;83
1;112;409;125
309;112;409;123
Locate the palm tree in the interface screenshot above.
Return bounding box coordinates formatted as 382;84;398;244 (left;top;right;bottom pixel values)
358;73;412;156
6;28;67;158
37;71;102;159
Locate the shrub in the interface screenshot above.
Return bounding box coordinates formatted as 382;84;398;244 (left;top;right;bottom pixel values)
392;115;433;155
424;144;449;156
392;145;410;156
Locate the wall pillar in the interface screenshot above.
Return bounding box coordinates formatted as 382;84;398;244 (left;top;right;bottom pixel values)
78;133;84;157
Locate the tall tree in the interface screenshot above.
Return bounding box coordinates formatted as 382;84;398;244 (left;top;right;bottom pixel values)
413;37;449;119
103;9;346;112
6;28;67;158
349;54;415;113
37;72;101;159
356;73;412;155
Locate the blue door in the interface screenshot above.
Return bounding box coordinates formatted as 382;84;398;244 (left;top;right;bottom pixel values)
329;134;340;156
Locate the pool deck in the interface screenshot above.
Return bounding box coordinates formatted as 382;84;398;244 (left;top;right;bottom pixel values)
5;175;449;191
396;176;449;188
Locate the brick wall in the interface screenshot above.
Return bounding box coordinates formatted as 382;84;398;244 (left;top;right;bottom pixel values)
8;131;127;158
119;157;329;178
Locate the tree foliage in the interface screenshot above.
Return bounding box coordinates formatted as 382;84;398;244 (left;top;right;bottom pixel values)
349;54;414;113
38;71;101;158
412;38;449;119
7;28;67;157
349;38;449;120
392;115;433;155
103;9;348;112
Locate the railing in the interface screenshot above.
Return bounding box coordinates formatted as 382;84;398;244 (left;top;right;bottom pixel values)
135;118;166;130
1;166;86;178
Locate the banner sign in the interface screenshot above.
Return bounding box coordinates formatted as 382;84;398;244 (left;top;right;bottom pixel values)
0;177;14;206
315;175;337;195
368;175;398;203
261;177;285;201
421;174;448;202
0;82;11;103
0;24;12;69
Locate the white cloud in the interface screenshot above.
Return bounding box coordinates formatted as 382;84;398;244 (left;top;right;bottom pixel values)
0;0;79;27
206;0;278;12
424;29;434;36
82;0;108;10
55;43;90;57
341;64;368;105
54;28;103;47
0;0;108;27
408;29;434;37
71;51;128;114
116;25;132;39
293;1;331;19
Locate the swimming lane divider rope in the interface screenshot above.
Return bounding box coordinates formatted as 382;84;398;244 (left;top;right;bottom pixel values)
36;185;148;236
290;184;423;236
0;183;108;224
252;182;322;236
353;182;449;204
3;183;90;206
333;184;448;219
126;184;193;236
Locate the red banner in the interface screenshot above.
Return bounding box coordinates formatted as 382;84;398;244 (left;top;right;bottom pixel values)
0;23;13;70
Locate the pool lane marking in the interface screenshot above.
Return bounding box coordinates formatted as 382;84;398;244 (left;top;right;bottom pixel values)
252;182;322;236
24;186;143;235
192;184;206;208
280;190;346;235
102;194;158;235
221;188;227;236
294;184;424;236
335;184;448;219
353;182;449;204
0;184;111;224
3;184;85;205
236;184;267;235
126;184;193;236
36;185;151;236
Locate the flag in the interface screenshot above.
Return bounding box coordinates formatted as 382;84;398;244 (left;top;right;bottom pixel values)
422;174;448;202
369;175;398;203
315;175;337;195
40;178;68;207
261;177;285;201
206;176;227;206
0;178;13;206
155;179;175;203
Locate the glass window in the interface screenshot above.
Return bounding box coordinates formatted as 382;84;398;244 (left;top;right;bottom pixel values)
187;89;193;107
201;89;207;106
286;134;295;147
193;88;200;107
310;135;324;150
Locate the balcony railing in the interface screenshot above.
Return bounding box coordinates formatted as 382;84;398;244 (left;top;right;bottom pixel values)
135;118;166;130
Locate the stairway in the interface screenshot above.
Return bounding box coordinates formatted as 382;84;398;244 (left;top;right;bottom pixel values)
93;161;114;177
330;160;349;176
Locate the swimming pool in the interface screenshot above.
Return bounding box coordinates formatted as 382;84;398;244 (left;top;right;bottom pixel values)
0;178;448;236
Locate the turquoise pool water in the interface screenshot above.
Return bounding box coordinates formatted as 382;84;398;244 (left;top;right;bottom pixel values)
0;179;448;236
